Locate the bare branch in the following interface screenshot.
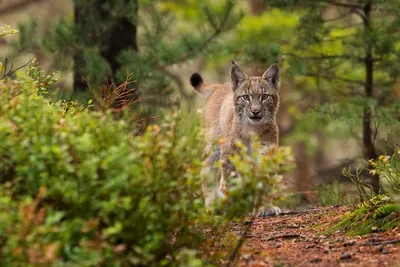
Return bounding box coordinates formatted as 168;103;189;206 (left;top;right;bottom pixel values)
304;72;365;86
360;239;400;246
163;69;195;104
87;74;140;114
328;22;363;30
324;11;353;22
1;57;33;79
325;0;366;20
283;52;365;62
0;0;44;16
372;121;380;148
326;0;364;10
225;215;255;267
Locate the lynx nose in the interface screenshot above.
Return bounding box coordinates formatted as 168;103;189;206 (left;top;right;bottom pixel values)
251;110;261;116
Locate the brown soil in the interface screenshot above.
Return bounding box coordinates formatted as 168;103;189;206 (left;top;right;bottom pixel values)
227;206;399;267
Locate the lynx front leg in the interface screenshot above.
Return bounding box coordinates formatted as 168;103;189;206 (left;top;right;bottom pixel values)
260;142;276;156
257;142;282;216
219;143;238;197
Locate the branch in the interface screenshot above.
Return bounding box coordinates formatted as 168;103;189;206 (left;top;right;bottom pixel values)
0;0;44;16
325;0;366;20
224;215;255;267
163;0;242;67
360;239;400;246
329;22;363;30
321;35;356;43
325;1;364;10
324;11;353;22
304;72;365;86
283;52;365;62
1;57;33;79
372;121;380;148
265;234;302;241
163;69;195;104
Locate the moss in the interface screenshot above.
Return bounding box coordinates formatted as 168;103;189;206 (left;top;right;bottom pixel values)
333;200;400;235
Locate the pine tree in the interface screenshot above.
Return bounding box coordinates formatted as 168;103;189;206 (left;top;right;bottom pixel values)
267;0;400;192
73;0;138;91
19;0;244;110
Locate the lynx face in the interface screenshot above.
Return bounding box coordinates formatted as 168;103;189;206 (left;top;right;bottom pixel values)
231;64;280;125
234;78;279;125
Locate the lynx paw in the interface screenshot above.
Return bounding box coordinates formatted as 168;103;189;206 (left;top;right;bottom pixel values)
258;206;281;217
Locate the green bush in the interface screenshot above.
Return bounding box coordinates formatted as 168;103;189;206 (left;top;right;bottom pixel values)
0;66;294;266
332;196;400;235
0;67;208;265
336;143;400;235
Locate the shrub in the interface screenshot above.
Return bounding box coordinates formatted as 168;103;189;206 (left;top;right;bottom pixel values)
332;196;400;235
222;140;294;219
0;66;294;265
337;133;400;235
0;67;208;265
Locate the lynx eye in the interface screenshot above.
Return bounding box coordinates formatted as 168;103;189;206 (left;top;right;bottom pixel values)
261;94;270;101
241;95;250;101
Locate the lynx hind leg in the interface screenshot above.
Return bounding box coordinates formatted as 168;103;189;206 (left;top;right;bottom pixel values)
201;146;226;210
201;167;223;209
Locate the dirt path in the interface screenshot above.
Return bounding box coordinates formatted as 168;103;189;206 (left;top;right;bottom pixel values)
231;206;400;266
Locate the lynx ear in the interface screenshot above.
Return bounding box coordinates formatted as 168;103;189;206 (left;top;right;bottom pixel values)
262;63;280;90
231;61;247;92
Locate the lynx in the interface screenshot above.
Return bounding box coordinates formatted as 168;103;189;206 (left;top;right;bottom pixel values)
190;62;281;216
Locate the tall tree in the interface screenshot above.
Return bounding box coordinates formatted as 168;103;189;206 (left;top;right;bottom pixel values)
73;0;138;91
16;0;243;110
268;0;400;193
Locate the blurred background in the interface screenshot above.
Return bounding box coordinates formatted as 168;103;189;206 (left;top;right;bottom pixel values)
1;0;399;205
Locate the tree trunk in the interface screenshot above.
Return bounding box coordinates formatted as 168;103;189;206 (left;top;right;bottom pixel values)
247;0;267;76
249;0;266;15
73;0;138;92
99;0;138;83
73;5;86;92
363;0;380;193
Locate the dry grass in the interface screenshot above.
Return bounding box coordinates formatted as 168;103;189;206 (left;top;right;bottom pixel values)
87;74;140;114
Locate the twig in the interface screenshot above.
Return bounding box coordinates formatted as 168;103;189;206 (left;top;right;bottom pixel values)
372;121;380;148
325;0;364;10
224;215;255;267
304;73;365;86
163;69;195;104
85;74;140;114
359;239;400;246
283;52;367;63
1;57;33;79
325;0;366;20
0;0;44;16
324;11;352;22
265;234;301;241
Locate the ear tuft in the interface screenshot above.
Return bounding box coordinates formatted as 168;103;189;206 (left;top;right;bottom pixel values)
231;63;247;92
262;63;280;90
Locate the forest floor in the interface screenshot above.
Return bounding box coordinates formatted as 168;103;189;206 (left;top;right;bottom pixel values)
221;206;399;267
